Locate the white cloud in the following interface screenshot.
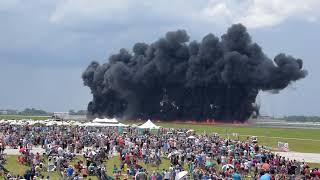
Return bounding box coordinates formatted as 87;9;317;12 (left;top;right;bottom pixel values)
48;0;320;29
201;0;320;28
236;0;320;28
203;2;232;18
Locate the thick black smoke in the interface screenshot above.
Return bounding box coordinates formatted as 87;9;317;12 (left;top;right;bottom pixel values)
82;24;307;122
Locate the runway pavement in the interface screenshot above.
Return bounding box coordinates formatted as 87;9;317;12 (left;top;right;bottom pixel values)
274;151;320;163
3;147;45;155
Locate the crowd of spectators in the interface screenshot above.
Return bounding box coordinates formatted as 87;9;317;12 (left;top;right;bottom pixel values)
0;121;319;179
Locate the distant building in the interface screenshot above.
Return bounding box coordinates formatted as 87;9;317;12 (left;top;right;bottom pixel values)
52;112;69;121
0;110;8;115
259;115;272;119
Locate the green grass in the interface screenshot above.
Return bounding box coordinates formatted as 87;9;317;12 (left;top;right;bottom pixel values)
0;115;50;120
1;115;319;152
308;163;320;169
3;155;60;179
2;155;98;179
2;155;320;179
1;155;173;179
152;122;320;153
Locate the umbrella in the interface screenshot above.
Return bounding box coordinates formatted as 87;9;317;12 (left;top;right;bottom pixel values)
221;164;234;171
175;171;188;180
135;172;147;179
187;136;196;139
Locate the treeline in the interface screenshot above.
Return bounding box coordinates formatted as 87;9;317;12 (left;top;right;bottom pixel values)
68;109;87;115
0;108;50;116
283;116;320;122
20;108;50;116
0;108;87;116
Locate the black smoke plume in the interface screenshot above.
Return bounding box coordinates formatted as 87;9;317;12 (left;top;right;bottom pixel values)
82;24;307;122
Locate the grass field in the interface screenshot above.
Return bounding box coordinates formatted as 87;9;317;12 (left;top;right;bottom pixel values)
2;155;98;179
0;117;319;178
154;122;320;153
2;155;319;179
1;155;172;179
1;115;319;153
0;115;50;120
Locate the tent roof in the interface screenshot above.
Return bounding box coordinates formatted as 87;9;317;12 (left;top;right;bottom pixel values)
92;118;118;123
138;120;160;129
84;121;128;127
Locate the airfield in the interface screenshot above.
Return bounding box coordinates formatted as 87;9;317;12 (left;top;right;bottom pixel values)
1;114;320;154
1;114;320;179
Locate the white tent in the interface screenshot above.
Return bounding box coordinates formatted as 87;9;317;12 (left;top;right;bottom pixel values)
79;122;89;127
72;121;83;126
117;123;128;127
84;121;128;127
92;118;119;123
86;122;105;127
45;121;56;126
138;120;160;129
90;117;128;127
187;135;196;139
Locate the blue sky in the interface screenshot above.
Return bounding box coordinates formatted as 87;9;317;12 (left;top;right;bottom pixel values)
0;0;319;116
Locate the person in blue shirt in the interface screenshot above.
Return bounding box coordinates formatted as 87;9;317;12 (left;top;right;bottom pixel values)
260;170;271;180
203;173;211;180
156;172;163;180
232;171;241;180
66;165;74;177
24;170;32;180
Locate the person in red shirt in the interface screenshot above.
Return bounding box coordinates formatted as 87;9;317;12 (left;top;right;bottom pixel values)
81;167;88;179
228;156;233;164
125;153;130;164
235;162;241;172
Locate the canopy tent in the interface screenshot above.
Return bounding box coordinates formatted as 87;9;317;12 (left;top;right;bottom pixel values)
88;117;128;127
71;121;83;126
117;123;128;127
44;121;57;126
187;135;196;139
92;117;119;123
83;121;128;127
138;120;160;129
131;124;139;128
0;118;129;127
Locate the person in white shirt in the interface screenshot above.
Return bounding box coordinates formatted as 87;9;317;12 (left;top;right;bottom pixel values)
164;170;170;180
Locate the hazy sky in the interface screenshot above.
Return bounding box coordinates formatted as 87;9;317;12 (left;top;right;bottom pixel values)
0;0;319;116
